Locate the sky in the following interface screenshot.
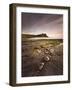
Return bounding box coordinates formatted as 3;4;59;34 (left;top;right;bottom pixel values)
21;12;63;39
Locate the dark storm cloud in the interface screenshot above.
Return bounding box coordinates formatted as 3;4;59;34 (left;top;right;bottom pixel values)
21;12;63;39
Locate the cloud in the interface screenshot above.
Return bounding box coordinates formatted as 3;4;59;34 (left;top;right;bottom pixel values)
22;13;63;39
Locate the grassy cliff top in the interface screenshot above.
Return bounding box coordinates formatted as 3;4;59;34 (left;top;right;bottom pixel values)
22;33;48;38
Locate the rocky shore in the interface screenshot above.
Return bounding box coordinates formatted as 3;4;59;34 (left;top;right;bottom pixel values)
22;39;63;77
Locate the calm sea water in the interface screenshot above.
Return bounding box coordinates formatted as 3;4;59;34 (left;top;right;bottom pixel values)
27;37;62;40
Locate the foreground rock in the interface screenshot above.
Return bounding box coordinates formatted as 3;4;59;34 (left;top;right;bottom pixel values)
22;41;63;77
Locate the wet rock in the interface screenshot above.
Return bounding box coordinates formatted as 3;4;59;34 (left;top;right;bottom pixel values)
39;63;44;70
36;49;41;53
50;48;55;54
